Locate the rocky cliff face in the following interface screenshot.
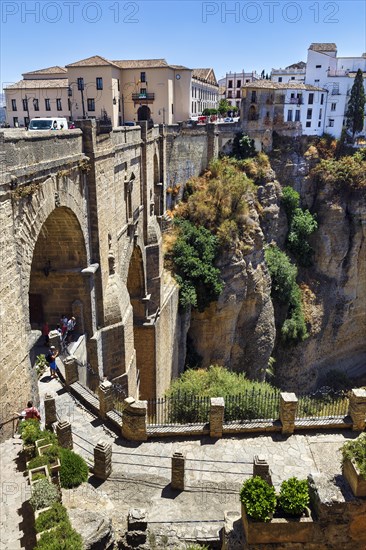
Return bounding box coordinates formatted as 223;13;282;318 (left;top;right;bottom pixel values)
187;149;366;391
188;193;277;381
270;153;366;391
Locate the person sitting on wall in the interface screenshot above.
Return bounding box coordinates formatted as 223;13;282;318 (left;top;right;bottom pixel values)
14;401;41;429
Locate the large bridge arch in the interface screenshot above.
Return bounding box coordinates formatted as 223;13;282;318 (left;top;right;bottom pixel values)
28;206;92;334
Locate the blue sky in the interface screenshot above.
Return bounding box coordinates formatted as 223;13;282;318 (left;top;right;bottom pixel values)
1;0;365;88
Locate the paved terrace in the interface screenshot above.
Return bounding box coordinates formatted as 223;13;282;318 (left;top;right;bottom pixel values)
0;374;361;549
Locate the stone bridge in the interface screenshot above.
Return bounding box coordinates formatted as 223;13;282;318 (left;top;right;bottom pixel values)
0;121;180;440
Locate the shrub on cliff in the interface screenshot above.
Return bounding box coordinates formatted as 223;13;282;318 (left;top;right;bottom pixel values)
175;157;255;249
311;153;366;189
171;218;224;311
265;246;308;343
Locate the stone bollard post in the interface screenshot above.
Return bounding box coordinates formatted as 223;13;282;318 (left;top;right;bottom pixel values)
48;330;60;352
171;451;185;491
280;392;298;435
210;397;225;438
63;355;79;386
253;455;273;485
44;393;57;428
126;509;147;547
93;440;112;480
56;419;73;449
122;397;147;441
98;381;114;418
348;388;366;431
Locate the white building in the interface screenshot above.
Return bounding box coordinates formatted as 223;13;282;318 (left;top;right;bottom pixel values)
271;62;306;83
219;71;260;111
305;43;366;138
191;69;219;115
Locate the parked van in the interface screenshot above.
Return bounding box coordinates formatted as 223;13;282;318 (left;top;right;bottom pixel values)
29;117;68;130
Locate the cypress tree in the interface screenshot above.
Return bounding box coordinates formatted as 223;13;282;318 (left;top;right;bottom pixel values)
345;68;366;137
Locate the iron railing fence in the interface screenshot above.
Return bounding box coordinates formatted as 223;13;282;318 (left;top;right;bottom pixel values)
111;382;128;414
147;394;211;426
295;388;349;420
224;389;281;423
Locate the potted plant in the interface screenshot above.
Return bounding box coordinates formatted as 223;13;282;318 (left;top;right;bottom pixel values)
27;456;51;486
240;476;314;544
341;433;366;497
41;444;61;475
20;420;42;459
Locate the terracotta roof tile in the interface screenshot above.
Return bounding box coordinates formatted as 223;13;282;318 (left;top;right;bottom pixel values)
4;79;69;89
23;66;67;76
66;55;120;68
192;68;218;86
112;59;168;68
242;81;325;91
309;43;337;52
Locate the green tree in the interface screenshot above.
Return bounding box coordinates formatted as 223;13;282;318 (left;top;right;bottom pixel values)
287;208;318;266
281;186;300;221
232;132;256;159
345;68;366;138
218;99;230;116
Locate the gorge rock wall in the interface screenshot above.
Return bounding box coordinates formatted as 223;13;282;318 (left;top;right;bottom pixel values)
270;152;366;391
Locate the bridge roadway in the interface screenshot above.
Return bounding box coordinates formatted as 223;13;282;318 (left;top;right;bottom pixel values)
0;373;357;549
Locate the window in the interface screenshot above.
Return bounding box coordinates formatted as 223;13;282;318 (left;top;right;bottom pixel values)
33;99;39;111
171;103;174;114
295;110;300;121
251;90;257;103
13;116;18;126
278;77;282;82
308;93;314;104
140;72;146;83
117;79;120;91
87;98;95;111
228;80;233;88
287;110;293;122
236;91;240;98
96;77;103;90
45;99;51;111
318;121;321;127
314;79;320;83
316;65;322;68
291;76;295;80
236;101;240;108
227;91;233;99
320;94;324;105
237;80;241;87
319;108;322;119
22;98;28;111
77;77;84;91
291;93;295;99
11;99;17;111
56;99;62;111
306;121;311;127
246;79;250;83
331;103;336;111
328;118;334;127
307;109;312;119
24;116;29;127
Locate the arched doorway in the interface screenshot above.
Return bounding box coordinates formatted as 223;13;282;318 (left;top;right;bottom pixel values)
248;105;257;121
137;105;151;121
29;207;91;336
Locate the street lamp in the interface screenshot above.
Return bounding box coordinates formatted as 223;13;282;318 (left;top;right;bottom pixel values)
69;79;86;119
24;95;38;127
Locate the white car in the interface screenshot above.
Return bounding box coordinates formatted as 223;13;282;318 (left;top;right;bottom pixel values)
29;117;68;130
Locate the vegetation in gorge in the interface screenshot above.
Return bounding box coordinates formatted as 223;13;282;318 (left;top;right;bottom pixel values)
281;186;318;267
166;157;260;309
311;151;366;190
265;245;307;343
170;218;223;311
166;365;279;422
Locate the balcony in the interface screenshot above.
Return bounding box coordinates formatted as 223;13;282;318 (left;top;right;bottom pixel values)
132;92;155;102
288;98;303;105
